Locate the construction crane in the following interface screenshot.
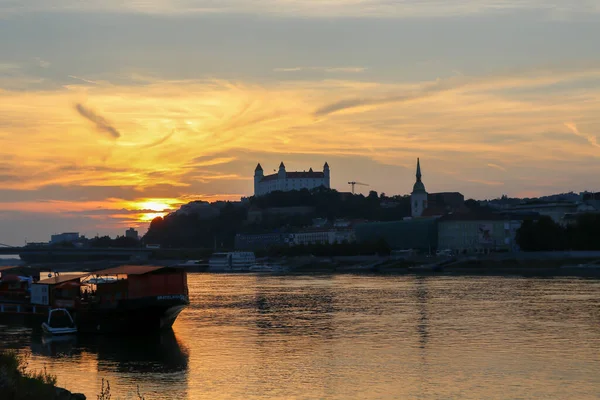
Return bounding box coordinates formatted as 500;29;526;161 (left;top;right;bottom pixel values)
348;181;369;194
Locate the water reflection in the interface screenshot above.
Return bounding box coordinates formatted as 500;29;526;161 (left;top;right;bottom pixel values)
2;274;600;399
414;276;429;349
29;329;189;375
253;276;335;338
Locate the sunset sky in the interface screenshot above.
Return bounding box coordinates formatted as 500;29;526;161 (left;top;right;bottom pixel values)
1;1;600;244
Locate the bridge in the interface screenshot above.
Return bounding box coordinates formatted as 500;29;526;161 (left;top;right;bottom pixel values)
0;245;154;261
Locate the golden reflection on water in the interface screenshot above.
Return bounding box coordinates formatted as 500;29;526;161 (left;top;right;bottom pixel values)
2;274;600;399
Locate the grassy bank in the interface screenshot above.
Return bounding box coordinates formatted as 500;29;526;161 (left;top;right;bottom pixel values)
0;351;85;400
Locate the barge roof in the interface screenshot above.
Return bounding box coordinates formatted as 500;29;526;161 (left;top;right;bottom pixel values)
36;273;88;285
92;265;166;276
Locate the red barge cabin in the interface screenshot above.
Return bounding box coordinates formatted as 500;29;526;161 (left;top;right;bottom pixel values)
0;265;189;334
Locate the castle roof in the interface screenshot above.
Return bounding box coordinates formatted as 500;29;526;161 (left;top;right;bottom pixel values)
255;163;263;172
260;171;325;182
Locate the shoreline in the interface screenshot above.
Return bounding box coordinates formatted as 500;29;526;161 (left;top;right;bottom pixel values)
7;253;600;278
0;351;85;400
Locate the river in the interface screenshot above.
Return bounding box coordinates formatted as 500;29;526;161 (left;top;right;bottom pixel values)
1;273;600;399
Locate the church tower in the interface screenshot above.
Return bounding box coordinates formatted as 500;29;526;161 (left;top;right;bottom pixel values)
411;158;428;217
254;163;264;196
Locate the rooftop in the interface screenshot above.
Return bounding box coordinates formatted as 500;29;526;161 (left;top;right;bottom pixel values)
92;265;166;276
261;171;325;181
37;273;88;285
438;212;509;222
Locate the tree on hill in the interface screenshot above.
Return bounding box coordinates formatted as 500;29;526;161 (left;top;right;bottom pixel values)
144;201;247;248
143;188;413;249
516;213;600;251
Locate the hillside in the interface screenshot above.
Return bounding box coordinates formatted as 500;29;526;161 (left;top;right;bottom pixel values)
143;188;411;248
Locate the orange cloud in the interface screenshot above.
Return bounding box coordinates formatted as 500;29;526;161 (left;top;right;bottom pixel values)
1;64;600;231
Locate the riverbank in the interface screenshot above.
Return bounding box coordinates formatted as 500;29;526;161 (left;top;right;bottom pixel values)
0;351;85;400
283;253;600;276
9;251;600;277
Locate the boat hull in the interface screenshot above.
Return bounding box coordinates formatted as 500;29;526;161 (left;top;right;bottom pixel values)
74;296;189;334
42;323;78;335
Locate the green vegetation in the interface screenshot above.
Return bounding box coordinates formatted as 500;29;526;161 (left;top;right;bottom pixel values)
96;378;145;400
0;350;80;400
516;213;600;251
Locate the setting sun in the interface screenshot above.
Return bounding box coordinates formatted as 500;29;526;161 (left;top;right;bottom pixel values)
138;201;172;212
139;212;168;222
125;199;186;223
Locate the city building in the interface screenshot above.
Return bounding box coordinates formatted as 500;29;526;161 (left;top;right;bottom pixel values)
581;192;600;212
508;201;578;224
355;218;438;252
437;213;521;254
428;192;465;210
254;162;330;196
125;228;139;240
50;232;80;245
291;228;355;246
235;227;355;250
292;230;335;246
235;232;293;250
410;158;466;217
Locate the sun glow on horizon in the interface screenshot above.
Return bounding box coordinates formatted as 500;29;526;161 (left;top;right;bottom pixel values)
128;199;185;222
137;200;174;212
139;212;168;222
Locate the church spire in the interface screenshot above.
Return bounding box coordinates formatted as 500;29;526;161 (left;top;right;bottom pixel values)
416;158;422;181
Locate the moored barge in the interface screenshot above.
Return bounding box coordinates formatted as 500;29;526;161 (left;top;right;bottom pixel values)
0;265;189;334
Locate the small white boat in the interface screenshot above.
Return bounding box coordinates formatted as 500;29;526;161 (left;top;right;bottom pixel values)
249;264;288;273
209;252;256;272
42;308;77;335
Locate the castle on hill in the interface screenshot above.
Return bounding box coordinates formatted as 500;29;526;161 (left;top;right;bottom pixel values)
254;162;330;196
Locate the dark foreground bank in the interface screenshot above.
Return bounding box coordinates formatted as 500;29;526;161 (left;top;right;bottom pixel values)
0;351;85;400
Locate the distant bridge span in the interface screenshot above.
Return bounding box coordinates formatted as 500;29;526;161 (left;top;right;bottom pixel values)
0;246;155;260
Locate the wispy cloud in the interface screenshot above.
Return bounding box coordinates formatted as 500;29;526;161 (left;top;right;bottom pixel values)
487;163;507;171
465;179;505;186
314;77;469;116
564;122;600;149
68;75;100;85
74;103;121;139
142;131;175;148
314;67;600;116
1;65;600;224
2;0;599;18
33;57;50;68
274;66;366;73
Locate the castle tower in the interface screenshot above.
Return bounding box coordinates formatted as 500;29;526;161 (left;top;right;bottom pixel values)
411;158;428;217
278;162;286;179
254;163;264;196
323;162;330;188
